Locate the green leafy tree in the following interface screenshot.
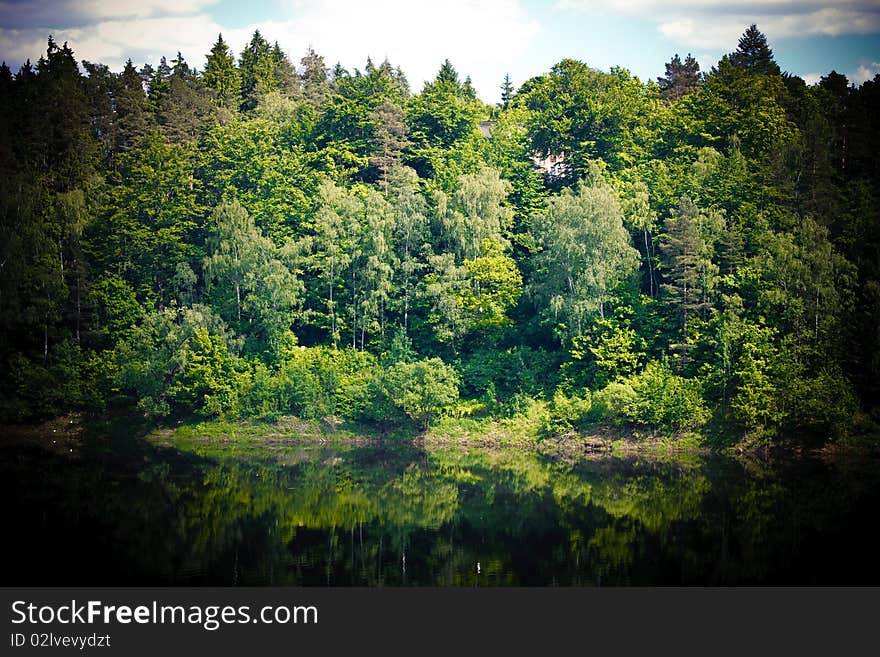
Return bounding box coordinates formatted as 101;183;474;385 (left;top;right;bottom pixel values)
531;173;640;339
203;200;302;359
116;305;242;418
383;358;460;429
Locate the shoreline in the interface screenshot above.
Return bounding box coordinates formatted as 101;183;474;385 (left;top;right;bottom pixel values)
3;412;878;465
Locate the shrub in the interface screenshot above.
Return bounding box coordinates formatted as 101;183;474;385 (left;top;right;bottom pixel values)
382;358;460;429
543;388;592;436
623;360;708;434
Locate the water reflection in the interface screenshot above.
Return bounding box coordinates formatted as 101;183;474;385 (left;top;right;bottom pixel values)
2;433;879;585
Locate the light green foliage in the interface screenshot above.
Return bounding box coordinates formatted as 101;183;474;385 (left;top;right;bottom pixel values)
521;59;663;179
623;360;709;434
532;174;640;339
543;389;592;437
388;166;429;335
200;117;316;244
438;167;513;260
485;106;546;229
407;60;486;184
116;305;242;418
728;320;784;434
203;201;302;360
591;381;639;425
309;179;396;349
751;215;855;355
569;313;646;388
422;252;469;346
383;358;460;429
458;240;523;330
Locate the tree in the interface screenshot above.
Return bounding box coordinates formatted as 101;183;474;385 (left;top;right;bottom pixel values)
308;180;397;350
457;239;522;331
116;305;241;418
114;59;151;154
199;117;317;244
300;47;332;107
500;73;514;108
369;98;409;194
388;167;429;335
156;54;214;144
203;33;241;109
659;196;724;356
521;59;662;178
532;173;640;339
657;53;701;101
436;167;513;260
407;59;483;178
238;30;294;108
383;358;459;429
730;24;781;76
203;200;302;359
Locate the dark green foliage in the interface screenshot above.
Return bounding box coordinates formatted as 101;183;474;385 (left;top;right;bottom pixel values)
730;25;781;76
203;34;241;110
658;54;701;101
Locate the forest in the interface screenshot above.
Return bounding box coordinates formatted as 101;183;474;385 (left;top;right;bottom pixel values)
1;25;878;445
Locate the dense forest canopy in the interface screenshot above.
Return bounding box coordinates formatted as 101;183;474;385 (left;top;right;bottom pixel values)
1;26;878;444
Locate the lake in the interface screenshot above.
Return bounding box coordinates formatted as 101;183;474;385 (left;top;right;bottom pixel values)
3;424;879;585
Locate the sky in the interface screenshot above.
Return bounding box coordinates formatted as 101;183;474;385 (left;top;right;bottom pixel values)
0;0;878;103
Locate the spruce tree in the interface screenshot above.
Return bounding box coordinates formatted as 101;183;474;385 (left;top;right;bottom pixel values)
203;34;240;109
730;24;780;75
500;73;514;108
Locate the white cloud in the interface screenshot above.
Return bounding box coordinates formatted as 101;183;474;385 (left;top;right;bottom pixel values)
0;0;539;102
852;60;880;82
0;14;225;68
802;71;822;85
73;0;220;20
557;1;880;48
229;0;541;99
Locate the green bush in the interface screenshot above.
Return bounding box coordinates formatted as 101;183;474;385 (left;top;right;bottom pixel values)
543;388;592;436
789;366;858;437
382;358;460;429
590;381;638;425
116;305;243;419
623;360;708;434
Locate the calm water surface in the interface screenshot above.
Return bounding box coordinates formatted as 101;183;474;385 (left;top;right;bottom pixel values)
3;428;879;585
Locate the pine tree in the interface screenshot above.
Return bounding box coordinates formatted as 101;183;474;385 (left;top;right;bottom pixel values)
500;72;514;108
369;98;409;194
300;47;332;107
657;53;701;100
114;60;150;153
271;42;298;95
238;30;273;108
157;53;214;144
203;34;240;109
730;24;780;75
